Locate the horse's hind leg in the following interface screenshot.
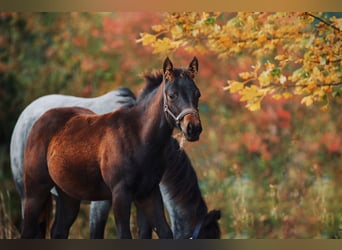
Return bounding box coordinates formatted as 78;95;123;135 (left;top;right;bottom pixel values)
89;200;111;239
22;171;53;238
38;195;53;238
51;188;80;239
21;191;52;238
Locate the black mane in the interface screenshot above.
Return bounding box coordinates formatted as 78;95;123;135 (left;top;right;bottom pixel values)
137;70;164;102
137;68;191;102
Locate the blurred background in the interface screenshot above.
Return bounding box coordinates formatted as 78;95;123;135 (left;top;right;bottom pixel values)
0;12;341;239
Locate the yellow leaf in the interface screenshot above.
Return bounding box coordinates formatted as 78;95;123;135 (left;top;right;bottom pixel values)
275;54;287;61
265;61;275;71
227;81;244;93
320;104;329;111
312;66;323;82
138;33;156;46
151;38;175;54
301;96;314;106
240;85;261;102
247;15;255;27
307;82;317;91
239;71;253;80
152;25;164;32
258;71;271;87
257;34;267;45
171;25;183;39
282;92;293;99
246;100;261;111
313;88;325;97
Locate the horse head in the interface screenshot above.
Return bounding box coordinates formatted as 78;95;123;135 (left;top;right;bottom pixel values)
192;209;221;239
162;57;202;141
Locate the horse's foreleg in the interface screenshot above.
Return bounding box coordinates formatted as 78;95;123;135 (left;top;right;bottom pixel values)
89;200;112;239
111;183;132;239
135;187;173;239
135;204;153;239
50;189;80;239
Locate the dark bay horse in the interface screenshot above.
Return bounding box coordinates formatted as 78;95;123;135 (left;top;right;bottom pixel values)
90;138;221;239
158;138;221;239
22;57;202;238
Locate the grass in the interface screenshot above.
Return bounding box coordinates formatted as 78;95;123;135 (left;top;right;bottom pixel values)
0;191;20;239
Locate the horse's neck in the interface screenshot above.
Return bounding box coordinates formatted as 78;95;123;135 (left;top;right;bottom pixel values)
160;154;208;238
161;182;207;239
137;84;172;144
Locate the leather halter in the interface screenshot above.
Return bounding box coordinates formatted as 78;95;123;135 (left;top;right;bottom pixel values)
189;219;204;239
162;77;199;128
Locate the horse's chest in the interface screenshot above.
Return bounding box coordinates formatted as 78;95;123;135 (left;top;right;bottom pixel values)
129;149;165;182
105;142;167;194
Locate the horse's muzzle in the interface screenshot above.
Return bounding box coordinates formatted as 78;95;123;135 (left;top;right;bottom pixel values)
181;114;202;141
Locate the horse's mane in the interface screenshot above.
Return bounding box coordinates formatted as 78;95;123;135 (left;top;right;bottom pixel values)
137;70;164;101
162;138;208;216
137;68;189;101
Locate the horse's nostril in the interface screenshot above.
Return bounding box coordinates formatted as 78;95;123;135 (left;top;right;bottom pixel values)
187;123;193;136
187;123;202;137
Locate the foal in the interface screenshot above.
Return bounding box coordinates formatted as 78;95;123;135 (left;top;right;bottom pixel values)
22;57;202;239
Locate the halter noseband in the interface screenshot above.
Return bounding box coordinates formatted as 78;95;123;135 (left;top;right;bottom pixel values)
162;78;199;128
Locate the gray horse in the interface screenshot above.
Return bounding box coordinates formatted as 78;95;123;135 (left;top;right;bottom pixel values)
10;87;220;239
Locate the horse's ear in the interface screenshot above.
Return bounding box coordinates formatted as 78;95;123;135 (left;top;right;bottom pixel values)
188;56;198;78
204;209;221;225
163;57;174;81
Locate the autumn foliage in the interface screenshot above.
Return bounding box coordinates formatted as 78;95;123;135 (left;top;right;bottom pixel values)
0;12;341;239
139;12;342;111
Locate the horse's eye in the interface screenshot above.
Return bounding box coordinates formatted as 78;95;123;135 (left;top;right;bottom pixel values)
168;92;177;100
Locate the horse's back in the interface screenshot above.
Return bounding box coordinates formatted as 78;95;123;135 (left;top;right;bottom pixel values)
13;90;134;142
28;106;95;145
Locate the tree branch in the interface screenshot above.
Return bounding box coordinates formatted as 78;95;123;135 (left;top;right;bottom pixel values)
305;12;342;33
271;81;342;89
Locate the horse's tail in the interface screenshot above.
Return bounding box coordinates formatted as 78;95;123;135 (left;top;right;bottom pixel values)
38;194;53;238
117;87;136;99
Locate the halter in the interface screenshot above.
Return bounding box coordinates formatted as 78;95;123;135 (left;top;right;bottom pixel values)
189;219;204;239
162;78;199;129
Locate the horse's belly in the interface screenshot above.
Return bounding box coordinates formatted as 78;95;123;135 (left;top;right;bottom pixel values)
47;151;112;201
